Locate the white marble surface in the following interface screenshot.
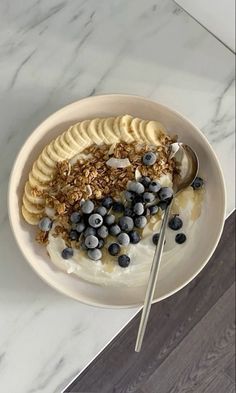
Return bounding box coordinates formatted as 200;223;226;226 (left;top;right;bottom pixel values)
0;0;235;392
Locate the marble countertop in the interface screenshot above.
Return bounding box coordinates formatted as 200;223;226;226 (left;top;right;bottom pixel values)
0;1;235;392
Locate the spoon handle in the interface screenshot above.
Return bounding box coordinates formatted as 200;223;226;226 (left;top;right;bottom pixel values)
135;202;172;352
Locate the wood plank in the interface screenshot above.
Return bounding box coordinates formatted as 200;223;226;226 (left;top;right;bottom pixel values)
143;284;235;393
198;373;235;393
224;356;236;383
66;211;235;393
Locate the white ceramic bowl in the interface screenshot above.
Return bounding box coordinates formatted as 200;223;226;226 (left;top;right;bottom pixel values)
8;95;226;308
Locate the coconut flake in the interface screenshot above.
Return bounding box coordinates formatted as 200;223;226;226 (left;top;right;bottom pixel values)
169;143;180;159
135;168;142;180
106;157;131;168
45;207;55;218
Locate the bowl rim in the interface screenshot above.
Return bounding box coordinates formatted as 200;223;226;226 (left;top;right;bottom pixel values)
8;94;227;308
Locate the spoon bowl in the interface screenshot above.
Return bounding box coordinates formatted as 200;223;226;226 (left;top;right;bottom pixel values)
173;143;199;194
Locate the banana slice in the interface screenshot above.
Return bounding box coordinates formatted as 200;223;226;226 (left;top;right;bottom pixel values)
130;118;142;141
54;136;72;159
29;172;48;190
22;205;42;225
103;117;119;143
101;118;114;143
87;118;104;145
113;116;123;139
23;194;45;215
59;133;77;155
64;127;80;150
37;154;55;176
32;162;53;183
69;124;90;150
97;119;110;144
47;143;63;162
41;147;55;168
139;120;150;143
119;115;134;143
54;139;70;160
79;120;93;144
24;181;45;205
144;121;167;145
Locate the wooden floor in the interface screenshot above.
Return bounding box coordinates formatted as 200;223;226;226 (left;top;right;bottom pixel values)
66;212;235;393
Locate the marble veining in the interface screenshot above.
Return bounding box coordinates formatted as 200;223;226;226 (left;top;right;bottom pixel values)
0;0;235;392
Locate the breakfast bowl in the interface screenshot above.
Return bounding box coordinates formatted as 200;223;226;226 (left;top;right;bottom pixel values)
8;94;226;308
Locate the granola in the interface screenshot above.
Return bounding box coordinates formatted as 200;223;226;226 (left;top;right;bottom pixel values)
41;142;175;220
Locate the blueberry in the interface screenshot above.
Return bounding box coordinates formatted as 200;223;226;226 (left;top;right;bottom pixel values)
88;213;103;228
134;216;147;228
152;233;166;246
124;207;135;217
124;190;135;202
118;254;130;268
84;226;96;237
70;212;81;224
101;196;113;209
132;194;143;204
108;243;121;256
97;225;109;239
109;224;121;236
129;230;141;244
95;206;107;216
38;217;52;232
76;221;86;233
152;233;159;245
128;181;145;194
143;192;155;203
104;214;115;226
191;177;204;190
61;247;74;259
149;181;161;193
88;248;102;261
81;200;94;214
82;213;90;226
140;176;151;188
97;239;105;249
143;151;157;166
85;235;99;249
119;216;134;232
112;201;125;213
168;215;183;231
149;205;159;215
157;201;169;210
175;233;187;244
69;229;79;241
133;202;144;216
159;187;173;201
117;232;130;246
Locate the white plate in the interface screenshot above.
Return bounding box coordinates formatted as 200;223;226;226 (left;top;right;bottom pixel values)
8;95;226;308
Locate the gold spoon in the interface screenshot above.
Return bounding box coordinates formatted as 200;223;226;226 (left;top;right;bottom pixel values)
135;143;199;352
